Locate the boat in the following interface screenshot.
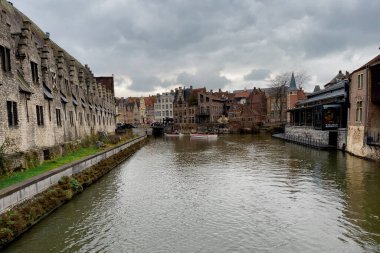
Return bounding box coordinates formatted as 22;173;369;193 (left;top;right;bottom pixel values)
190;133;218;139
164;132;184;137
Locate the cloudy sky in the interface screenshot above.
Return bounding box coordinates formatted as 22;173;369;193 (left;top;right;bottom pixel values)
11;0;380;97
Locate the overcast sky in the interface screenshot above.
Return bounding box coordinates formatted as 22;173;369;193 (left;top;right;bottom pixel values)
11;0;380;97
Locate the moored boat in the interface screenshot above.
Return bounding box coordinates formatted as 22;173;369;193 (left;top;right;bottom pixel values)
164;132;184;137
190;133;218;139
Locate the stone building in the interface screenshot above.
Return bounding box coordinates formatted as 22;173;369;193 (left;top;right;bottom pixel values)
0;2;115;160
155;91;174;123
347;54;380;160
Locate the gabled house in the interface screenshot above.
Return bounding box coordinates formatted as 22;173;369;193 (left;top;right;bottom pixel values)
144;96;156;124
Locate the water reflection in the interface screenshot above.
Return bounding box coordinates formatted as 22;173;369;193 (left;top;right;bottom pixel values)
4;134;380;253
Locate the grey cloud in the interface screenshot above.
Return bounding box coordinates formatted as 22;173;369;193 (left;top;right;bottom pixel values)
11;0;380;94
244;69;271;81
177;69;231;90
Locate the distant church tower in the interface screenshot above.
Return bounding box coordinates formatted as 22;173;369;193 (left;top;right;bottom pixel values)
287;72;298;109
287;72;306;123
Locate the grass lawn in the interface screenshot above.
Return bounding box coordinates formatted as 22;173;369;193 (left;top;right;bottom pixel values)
0;146;100;190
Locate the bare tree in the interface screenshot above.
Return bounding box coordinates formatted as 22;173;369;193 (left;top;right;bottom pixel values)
269;71;310;122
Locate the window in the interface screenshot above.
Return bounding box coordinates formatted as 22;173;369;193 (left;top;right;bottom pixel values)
79;112;83;125
36;105;44;126
358;74;363;90
0;46;11;72
356;101;363;122
7;101;18;127
69;111;74;126
56;109;62;126
31;61;39;83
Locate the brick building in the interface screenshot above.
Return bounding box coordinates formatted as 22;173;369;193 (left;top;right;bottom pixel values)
144;95;156;124
197;91;224;124
173;86;206;131
347;54;380;160
0;2;115;159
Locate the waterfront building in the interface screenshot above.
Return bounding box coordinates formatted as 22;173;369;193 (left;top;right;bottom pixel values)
125;97;140;125
197;90;224;124
144;96;156;124
173;86;206;132
286;71;349;149
155;91;174;123
0;1;115;167
347;54;380;160
115;97;127;123
139;97;146;124
227;88;267;131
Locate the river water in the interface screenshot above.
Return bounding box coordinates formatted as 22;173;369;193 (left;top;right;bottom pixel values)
4;135;380;253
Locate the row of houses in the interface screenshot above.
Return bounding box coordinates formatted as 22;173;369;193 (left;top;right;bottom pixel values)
115;85;282;131
0;2;115;161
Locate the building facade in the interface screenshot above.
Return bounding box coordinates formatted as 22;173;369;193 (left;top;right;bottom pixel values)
155;91;174;123
0;1;115;157
347;54;380;160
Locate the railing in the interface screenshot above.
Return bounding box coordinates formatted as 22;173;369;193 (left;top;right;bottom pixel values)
284;133;326;148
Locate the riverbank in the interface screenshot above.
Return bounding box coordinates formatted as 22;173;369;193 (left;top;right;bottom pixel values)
0;136;148;249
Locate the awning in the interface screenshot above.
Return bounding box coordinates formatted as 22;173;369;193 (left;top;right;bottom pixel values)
17;71;33;94
43;84;54;100
61;93;68;103
298;88;346;106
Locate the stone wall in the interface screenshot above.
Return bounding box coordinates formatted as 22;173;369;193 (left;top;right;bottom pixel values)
347;126;380;160
285;126;330;145
337;128;347;150
0;136;146;214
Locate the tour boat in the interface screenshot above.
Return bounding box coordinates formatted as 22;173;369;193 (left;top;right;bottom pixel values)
164;132;184;137
190;133;218;139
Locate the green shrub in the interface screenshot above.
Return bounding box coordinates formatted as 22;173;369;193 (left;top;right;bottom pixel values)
0;228;14;245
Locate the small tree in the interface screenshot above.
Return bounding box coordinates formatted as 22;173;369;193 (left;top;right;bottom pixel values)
270;71;310;122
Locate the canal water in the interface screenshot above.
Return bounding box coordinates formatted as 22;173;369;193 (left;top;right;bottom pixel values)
4;135;380;252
